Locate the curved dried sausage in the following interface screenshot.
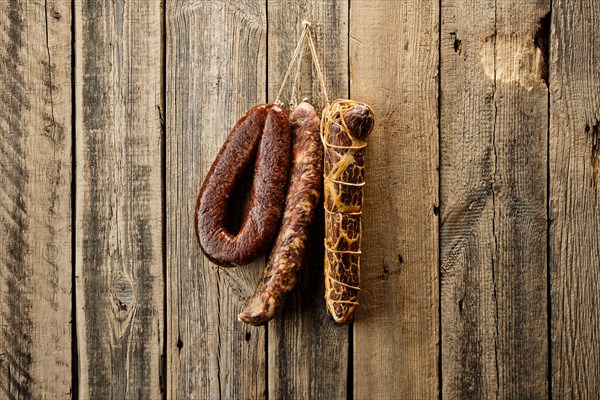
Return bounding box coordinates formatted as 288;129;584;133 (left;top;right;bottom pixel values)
195;104;291;267
239;102;323;325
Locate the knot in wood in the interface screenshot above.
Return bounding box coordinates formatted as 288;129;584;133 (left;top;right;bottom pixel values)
113;272;134;309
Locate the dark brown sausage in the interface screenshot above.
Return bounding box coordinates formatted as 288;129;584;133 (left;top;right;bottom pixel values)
195;104;291;267
238;102;323;325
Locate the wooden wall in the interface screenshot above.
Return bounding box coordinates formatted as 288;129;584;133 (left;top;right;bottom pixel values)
0;0;598;398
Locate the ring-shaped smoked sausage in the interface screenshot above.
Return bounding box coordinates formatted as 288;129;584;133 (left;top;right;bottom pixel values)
195;104;291;267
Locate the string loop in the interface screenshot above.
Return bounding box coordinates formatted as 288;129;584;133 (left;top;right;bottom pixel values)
275;23;309;103
275;20;330;108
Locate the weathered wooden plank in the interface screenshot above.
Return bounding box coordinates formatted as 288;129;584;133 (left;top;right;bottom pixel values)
550;0;600;397
439;3;498;396
75;0;163;398
166;0;267;398
266;1;349;398
350;1;439;398
0;1;72;398
440;0;550;398
491;4;550;398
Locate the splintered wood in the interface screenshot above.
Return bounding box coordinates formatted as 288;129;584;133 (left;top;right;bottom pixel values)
322;99;374;325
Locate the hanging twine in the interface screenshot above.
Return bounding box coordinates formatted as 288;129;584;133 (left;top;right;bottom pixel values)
290;33;305;108
275;22;310;103
275;21;330;108
305;25;330;106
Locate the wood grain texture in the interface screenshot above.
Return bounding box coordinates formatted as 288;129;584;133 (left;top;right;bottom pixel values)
166;0;267;398
75;0;163;398
266;1;349;398
440;0;550;398
0;1;72;398
2;1;600;398
350;1;439;398
550;0;600;397
440;2;498;397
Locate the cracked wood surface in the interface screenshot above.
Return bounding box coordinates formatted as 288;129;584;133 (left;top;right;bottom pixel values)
550;0;600;397
441;0;550;398
75;0;163;398
0;1;72;398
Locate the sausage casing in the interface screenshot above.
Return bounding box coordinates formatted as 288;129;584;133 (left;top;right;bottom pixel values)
322;99;374;325
239;102;323;325
195;104;290;267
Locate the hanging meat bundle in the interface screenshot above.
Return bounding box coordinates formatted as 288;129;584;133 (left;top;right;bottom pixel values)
322;99;375;325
